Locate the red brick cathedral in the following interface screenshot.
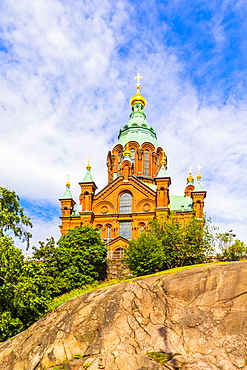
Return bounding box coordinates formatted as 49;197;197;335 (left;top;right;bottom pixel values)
59;75;206;259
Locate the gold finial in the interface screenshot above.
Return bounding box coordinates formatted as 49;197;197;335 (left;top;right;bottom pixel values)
161;151;166;166
86;156;91;170
134;73;143;87
187;166;194;183
196;165;202;180
130;73;147;107
123;140;131;157
66;175;70;187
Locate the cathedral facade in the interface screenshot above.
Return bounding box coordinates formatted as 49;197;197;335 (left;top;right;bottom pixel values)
59;76;206;259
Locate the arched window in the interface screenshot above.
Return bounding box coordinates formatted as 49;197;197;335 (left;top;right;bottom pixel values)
120;193;132;214
112;247;125;259
106;225;111;239
131;148;135;162
96;224;103;236
144;150;149;176
156;155;160;175
139;223;145;235
118;152;122;175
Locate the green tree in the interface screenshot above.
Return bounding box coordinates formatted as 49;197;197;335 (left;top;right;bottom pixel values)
217;232;247;261
216;232;233;251
0;187;32;245
223;240;247;261
148;218;184;269
125;217;215;276
181;217;214;266
0;236;24;340
32;237;63;296
33;226;108;295
126;233;164;276
0;225;108;341
0;236;51;342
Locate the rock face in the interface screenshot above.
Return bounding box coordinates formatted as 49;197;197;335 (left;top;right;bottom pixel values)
1;262;247;370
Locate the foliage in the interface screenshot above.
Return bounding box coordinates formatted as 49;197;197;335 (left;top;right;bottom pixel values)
224;240;247;261
0;187;43;341
83;363;91;368
125;233;164;276
0;187;32;246
0;236;50;342
32;237;63;297
73;353;82;359
146;352;172;364
217;232;233;250
33;226;108;296
217;232;247;261
125;217;215;276
56;226;107;290
47;279;119;311
0;223;108;342
0;236;24;340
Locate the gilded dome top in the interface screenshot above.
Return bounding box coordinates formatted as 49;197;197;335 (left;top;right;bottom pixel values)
129;73;147;107
186;166;194;183
130;86;147;107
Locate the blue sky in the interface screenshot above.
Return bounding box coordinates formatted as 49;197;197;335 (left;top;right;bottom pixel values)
1;0;247;250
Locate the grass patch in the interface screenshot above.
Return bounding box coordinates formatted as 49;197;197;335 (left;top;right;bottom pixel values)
125;261;220;282
147;351;172;364
47;280;121;311
73;353;82;359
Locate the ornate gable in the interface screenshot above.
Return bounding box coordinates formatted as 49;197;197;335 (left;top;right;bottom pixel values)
93;175;156;215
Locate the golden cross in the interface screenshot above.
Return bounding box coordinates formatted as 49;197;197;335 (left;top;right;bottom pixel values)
134;73;143;87
66;174;70;187
188;165;192;174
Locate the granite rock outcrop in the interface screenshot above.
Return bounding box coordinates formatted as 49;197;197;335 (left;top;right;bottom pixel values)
1;262;247;370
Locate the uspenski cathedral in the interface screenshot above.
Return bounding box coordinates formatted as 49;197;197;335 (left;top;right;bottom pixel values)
59;75;206;260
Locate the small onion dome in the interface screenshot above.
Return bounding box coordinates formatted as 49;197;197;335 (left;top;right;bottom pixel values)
60;175;73;200
130;86;147;107
187;166;194;183
123;142;131;157
196;165;202;180
86;157;91;170
66;175;70;187
187;174;194;183
161;151;167;166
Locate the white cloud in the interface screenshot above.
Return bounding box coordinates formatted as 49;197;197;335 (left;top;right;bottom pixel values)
1;0;247;248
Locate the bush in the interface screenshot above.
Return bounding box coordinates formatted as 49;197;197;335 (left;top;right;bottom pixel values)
125;217;214;276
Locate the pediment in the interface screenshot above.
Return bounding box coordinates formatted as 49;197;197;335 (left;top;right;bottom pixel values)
94;176;156;203
108;236;128;247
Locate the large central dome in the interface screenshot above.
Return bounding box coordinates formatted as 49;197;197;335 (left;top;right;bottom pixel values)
117;85;158;147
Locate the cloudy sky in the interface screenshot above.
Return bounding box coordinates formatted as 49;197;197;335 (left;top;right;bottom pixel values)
1;0;247;251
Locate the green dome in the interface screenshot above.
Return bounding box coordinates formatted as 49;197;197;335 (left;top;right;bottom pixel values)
117;103;159;147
